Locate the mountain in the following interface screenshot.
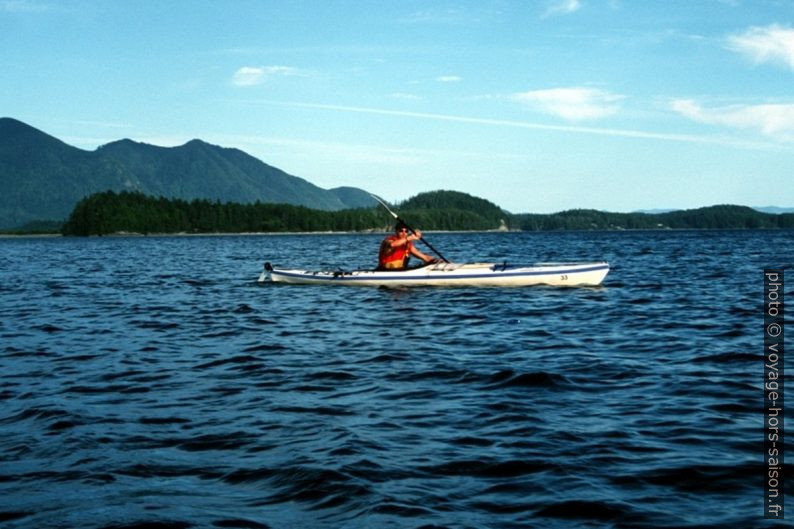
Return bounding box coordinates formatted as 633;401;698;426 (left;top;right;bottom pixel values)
632;208;680;214
0;117;375;229
753;206;794;214
328;186;381;209
636;207;794;215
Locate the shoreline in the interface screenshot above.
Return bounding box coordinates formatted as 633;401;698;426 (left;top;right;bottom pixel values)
3;226;794;238
0;229;513;238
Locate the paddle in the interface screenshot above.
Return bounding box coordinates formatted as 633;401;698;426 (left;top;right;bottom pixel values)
370;193;450;263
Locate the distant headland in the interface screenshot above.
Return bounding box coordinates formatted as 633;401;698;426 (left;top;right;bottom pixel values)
2;118;792;235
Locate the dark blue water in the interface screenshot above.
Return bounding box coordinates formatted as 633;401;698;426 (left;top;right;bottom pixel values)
0;230;791;529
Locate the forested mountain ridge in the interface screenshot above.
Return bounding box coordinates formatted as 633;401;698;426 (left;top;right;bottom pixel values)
0;117;375;229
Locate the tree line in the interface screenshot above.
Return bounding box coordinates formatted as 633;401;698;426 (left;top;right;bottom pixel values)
60;190;508;235
513;205;794;230
61;191;388;235
59;190;794;236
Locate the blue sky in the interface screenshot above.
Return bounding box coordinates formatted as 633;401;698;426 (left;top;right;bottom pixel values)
2;0;793;213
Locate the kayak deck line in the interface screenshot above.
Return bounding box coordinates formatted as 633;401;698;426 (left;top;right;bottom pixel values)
271;264;609;280
259;261;610;287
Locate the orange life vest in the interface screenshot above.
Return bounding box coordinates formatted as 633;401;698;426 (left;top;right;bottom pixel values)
378;235;412;269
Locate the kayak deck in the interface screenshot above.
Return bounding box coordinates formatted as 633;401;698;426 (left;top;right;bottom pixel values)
258;261;609;287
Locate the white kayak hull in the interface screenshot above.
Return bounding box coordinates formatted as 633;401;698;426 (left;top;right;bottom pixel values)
258;261;609;287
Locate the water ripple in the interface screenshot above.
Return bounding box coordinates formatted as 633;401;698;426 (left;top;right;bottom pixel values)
0;231;790;528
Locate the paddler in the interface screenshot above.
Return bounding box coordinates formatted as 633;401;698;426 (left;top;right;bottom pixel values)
377;221;437;270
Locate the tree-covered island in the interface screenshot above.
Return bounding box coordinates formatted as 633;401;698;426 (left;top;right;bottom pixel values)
57;190;794;236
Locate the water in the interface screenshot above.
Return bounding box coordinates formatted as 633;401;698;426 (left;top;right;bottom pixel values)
0;230;791;529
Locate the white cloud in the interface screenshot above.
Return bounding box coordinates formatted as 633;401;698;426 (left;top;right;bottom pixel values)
436;75;462;83
232;65;304;87
671;99;794;141
512;87;623;121
233;67;265;86
543;0;581;17
727;24;794;69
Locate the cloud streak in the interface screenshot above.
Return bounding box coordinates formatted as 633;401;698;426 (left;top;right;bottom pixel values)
727;24;794;69
390;92;422;100
254;100;779;150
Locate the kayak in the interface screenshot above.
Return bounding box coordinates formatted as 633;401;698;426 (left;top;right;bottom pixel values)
259;261;609;287
258;261;609;287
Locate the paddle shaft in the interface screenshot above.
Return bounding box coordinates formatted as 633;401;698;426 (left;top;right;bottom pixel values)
370;194;449;263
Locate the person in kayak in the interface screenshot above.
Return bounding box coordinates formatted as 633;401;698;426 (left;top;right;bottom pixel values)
378;222;437;270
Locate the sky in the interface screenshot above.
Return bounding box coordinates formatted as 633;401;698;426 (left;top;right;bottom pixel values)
2;0;793;213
